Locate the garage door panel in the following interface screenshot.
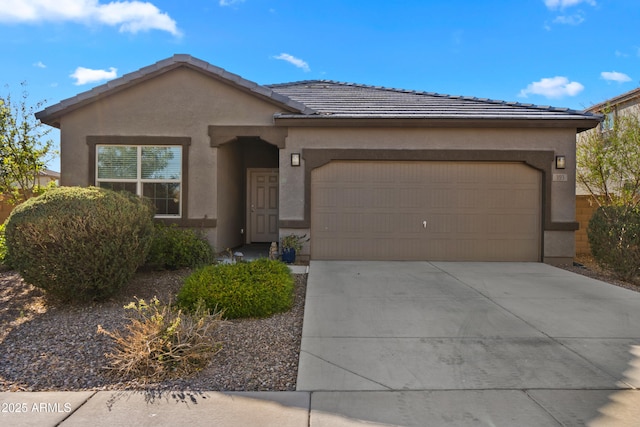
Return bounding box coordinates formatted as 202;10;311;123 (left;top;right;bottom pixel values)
311;161;541;261
399;189;421;208
457;190;484;208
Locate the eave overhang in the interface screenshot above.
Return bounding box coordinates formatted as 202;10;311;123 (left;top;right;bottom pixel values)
273;115;602;133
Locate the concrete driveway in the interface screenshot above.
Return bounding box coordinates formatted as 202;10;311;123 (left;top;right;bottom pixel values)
298;261;640;426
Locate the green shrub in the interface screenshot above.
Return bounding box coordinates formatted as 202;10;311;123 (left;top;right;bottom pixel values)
98;297;223;382
588;205;640;282
0;221;7;267
145;223;213;270
4;186;154;301
178;258;294;319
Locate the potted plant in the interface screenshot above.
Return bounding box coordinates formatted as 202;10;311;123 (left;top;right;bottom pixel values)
280;234;308;264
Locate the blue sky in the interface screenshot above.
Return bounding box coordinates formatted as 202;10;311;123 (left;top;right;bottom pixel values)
1;0;638;171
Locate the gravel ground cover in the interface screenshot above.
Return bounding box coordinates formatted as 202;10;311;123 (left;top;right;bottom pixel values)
0;256;637;393
0;267;306;392
559;254;640;293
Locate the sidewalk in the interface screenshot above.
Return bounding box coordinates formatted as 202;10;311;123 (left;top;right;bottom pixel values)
1;391;312;427
3;388;640;427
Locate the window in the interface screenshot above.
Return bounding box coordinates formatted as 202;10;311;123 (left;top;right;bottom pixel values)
601;109;615;132
96;145;182;217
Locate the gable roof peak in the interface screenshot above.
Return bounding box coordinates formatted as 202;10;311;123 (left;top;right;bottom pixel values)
36;54;314;127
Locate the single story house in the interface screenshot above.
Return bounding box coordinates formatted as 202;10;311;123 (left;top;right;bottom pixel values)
35;54;600;265
575;87;640;254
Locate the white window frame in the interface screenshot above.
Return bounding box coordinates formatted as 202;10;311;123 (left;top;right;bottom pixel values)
95;145;182;218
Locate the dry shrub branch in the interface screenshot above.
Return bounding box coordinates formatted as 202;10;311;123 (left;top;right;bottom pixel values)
98;297;223;383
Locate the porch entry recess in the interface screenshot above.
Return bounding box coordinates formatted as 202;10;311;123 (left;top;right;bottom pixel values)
310;160;542;261
248;169;279;243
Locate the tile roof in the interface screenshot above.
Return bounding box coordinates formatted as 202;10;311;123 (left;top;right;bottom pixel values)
36;54;600;130
268;80;599;122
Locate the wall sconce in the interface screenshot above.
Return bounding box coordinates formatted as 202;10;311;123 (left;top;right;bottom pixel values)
555;155;566;170
291;153;301;167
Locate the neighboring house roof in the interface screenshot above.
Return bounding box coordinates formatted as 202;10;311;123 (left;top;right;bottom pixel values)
36;54;600;131
40;169;60;179
584;87;640;114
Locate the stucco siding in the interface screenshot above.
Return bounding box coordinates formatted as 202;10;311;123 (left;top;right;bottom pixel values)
277;125;578;261
56;67;285;250
543;230;576;265
38;56;598;262
281;126;577;233
216;143;244;251
59;68;281;181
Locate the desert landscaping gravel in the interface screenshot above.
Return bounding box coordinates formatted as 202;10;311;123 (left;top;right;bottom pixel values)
0;268;306;392
560;254;640;294
0;257;637;393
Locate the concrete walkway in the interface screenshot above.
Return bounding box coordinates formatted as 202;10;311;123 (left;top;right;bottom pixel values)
2;261;640;426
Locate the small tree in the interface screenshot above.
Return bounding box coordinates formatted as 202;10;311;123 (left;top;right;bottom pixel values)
577;106;640;281
0;82;55;205
576;107;640;209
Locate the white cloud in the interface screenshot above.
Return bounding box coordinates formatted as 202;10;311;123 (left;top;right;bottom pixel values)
33;61;47;68
95;1;180;34
544;0;596;10
219;0;244;6
601;71;632;83
0;0;180;36
274;53;310;72
70;66;118;85
518;76;584;99
553;13;585;25
544;0;594;28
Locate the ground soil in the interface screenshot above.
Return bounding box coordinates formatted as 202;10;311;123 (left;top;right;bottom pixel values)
560;254;640;293
0;266;306;392
0;255;637;392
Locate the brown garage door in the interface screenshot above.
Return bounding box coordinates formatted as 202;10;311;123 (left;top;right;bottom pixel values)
311;161;541;261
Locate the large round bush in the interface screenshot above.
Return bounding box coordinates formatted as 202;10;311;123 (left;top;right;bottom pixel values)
5;186;155;301
178;258;294;319
588;205;640;282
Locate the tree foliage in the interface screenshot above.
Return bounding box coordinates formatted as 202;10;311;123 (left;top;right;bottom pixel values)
577;107;640;209
579;106;640;282
0;83;55;205
587;205;640;282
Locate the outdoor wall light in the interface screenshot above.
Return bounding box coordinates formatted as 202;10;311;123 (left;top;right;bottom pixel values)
291;153;301;167
555;155;566;170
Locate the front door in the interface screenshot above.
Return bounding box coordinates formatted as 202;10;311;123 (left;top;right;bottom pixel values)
248;169;279;243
